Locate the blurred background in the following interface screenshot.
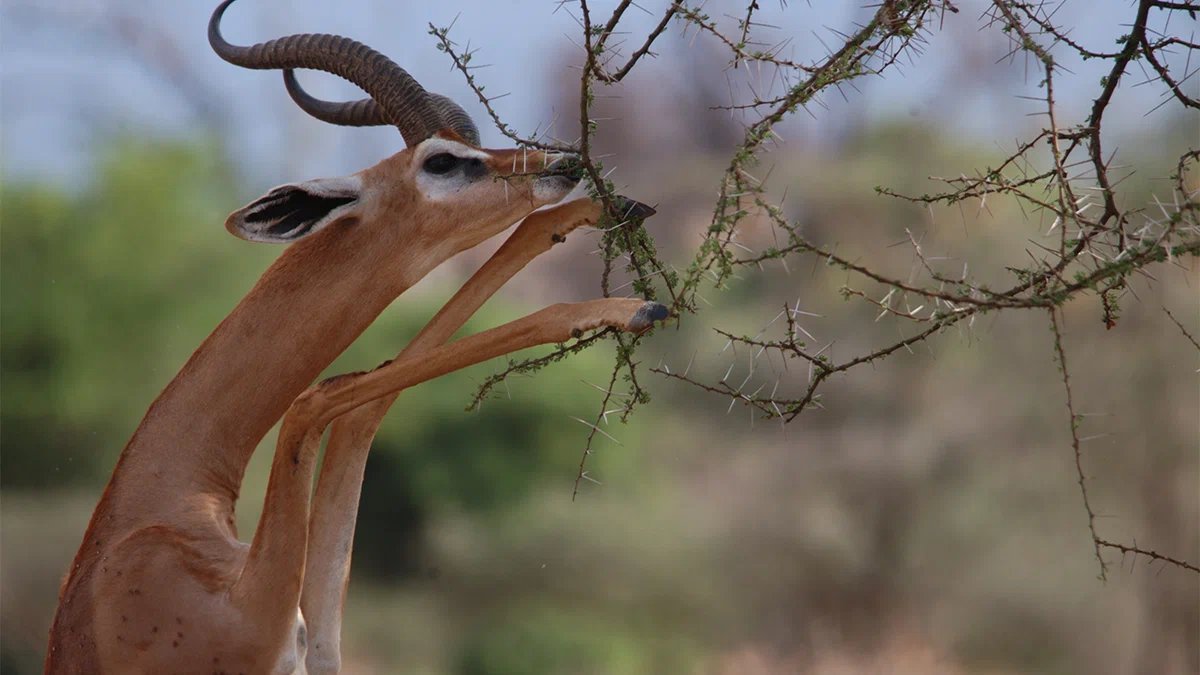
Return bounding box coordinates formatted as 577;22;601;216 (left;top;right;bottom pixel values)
1;1;1196;673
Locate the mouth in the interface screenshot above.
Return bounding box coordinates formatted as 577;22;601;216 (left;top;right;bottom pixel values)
531;154;585;202
540;154;585;183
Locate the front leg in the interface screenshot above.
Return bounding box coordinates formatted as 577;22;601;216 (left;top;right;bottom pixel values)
233;297;669;665
300;197;653;673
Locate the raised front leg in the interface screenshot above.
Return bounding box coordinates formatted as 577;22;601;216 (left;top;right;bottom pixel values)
231;297;668;665
300;196;615;672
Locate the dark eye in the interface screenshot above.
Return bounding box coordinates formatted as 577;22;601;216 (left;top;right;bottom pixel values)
423;153;460;175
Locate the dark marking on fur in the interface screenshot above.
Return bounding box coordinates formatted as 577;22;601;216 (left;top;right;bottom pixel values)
244;191;301;223
242;186;356;239
463;157;488;180
242;193;291;221
262;194;355;239
319;369;369;388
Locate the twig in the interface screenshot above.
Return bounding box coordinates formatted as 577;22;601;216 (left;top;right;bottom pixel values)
1049;308;1108;580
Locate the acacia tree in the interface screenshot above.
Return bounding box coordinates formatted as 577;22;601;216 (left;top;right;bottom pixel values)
430;0;1198;577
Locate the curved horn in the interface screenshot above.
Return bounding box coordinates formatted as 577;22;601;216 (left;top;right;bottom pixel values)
282;69;388;127
427;93;480;146
283;70;481;145
208;0;442;147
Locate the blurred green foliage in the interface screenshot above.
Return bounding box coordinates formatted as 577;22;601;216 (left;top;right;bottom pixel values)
1;139;245;488
332;307;645;580
455;606;698;675
2;125;1195;674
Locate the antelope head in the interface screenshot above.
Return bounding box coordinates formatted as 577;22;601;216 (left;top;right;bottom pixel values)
209;0;584;273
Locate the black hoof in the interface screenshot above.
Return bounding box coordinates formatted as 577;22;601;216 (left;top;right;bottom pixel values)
630;302;670;332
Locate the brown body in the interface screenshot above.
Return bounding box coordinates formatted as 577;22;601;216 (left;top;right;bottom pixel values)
45;133;664;673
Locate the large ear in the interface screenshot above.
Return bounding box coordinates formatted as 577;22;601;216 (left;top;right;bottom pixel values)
226;175;362;243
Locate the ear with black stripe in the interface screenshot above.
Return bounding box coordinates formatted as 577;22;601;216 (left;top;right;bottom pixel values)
226;176;361;243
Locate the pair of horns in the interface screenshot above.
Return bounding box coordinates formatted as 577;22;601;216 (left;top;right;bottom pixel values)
208;0;479;147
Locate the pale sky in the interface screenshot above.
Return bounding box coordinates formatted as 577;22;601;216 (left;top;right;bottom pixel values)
1;1;1182;187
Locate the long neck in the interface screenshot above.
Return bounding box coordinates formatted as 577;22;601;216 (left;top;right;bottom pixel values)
108;227;432;528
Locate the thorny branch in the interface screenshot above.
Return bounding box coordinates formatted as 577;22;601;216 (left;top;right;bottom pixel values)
432;1;1199;573
1049;308;1108;580
1097;538;1200;574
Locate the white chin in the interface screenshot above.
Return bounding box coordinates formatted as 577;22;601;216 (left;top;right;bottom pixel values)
532;175;579;203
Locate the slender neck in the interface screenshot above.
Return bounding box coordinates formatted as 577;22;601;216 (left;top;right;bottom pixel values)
110;226;432;526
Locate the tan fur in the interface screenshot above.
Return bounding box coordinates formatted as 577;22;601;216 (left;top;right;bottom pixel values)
43;137;623;674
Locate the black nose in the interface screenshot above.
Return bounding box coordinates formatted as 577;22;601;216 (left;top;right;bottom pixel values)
611;196;656;221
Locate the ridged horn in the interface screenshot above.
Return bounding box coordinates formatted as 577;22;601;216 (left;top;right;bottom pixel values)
428;93;480;146
282;70;481;145
282;69;388;127
208;0;443;147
